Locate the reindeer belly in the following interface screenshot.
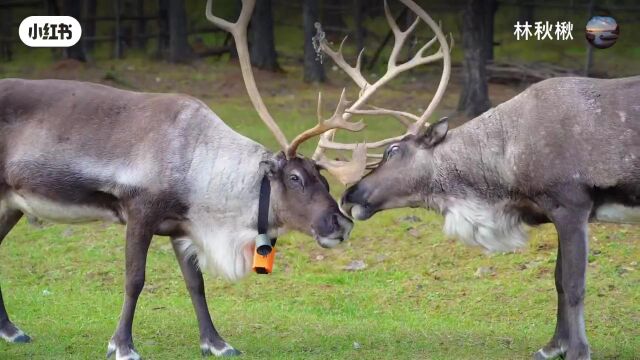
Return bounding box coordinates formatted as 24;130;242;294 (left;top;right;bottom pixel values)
6;191;122;224
595;204;640;224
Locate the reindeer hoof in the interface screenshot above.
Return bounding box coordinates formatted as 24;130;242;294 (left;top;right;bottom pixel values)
12;333;31;343
107;340;141;360
534;348;564;360
201;342;241;357
221;348;242;357
0;323;31;344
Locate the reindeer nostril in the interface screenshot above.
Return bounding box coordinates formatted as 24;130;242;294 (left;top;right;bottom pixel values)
331;213;341;229
342;187;355;204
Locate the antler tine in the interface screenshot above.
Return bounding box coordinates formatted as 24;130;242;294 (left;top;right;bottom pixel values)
205;0;288;150
347;106;420;125
384;0;420;69
286;89;365;158
397;0;452;131
318;134;405;152
320;35;369;90
315;143;368;186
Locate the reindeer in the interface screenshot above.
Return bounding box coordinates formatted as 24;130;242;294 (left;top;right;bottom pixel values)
0;0;426;357
310;2;639;360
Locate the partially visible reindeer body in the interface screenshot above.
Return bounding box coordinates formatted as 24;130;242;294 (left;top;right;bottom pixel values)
0;78;352;359
1;78;270;277
429;76;640;250
342;76;640;360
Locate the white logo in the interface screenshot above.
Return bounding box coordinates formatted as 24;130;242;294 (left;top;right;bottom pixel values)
514;20;574;41
19;16;82;47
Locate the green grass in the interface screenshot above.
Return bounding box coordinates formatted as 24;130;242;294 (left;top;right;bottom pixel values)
0;59;639;359
1;213;638;359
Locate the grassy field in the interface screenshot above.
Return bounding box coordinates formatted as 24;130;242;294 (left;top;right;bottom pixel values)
0;58;639;359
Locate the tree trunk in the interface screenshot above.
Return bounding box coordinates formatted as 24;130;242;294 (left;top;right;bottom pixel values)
484;0;497;61
63;0;86;61
249;0;280;71
114;0;122;59
47;0;60;15
584;0;596;76
121;0;135;49
135;0;147;49
83;0;96;53
303;0;325;83
0;7;12;61
168;0;192;63
354;0;367;67
518;0;534;24
157;0;169;58
322;0;345;31
457;0;491;117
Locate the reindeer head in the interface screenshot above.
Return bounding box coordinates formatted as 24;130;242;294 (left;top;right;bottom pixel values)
205;0;363;246
341;118;450;220
319;0;453;220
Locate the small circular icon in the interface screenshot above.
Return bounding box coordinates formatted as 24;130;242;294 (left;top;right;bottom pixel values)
585;16;619;49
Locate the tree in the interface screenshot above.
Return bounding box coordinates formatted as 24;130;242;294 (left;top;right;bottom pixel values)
457;0;492;117
135;0;147;50
303;0;325;83
0;7;12;61
157;0;169;58
354;0;367;67
168;0;192;63
322;0;345;32
518;0;535;25
63;0;86;61
83;0;96;53
249;0;280;71
484;0;498;61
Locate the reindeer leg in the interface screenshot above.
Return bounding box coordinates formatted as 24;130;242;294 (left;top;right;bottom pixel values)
535;193;591;360
171;239;240;357
534;246;569;359
0;207;29;344
107;214;154;360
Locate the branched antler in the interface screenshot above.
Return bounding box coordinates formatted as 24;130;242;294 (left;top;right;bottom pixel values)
305;0;453;183
286;89;365;159
206;0;451;185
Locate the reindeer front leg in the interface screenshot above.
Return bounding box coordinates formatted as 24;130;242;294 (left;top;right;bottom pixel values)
535;191;591;360
535;245;569;359
107;214;154;360
171;240;240;357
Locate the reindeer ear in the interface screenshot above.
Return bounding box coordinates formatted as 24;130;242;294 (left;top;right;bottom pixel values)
419;117;449;148
260;151;287;178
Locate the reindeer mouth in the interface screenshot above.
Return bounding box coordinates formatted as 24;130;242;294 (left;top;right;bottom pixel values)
342;202;374;221
312;229;349;249
316;236;343;248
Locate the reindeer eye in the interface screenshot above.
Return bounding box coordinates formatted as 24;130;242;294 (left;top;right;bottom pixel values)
386;145;400;158
289;174;300;182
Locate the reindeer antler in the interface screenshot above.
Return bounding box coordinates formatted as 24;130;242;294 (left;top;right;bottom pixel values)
286;89;365;159
205;0;288;149
206;0;451;186
307;0;453;182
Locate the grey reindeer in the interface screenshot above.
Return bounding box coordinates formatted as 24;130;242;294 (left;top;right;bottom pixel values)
342;76;639;360
285;2;637;360
0;0;424;357
331;6;639;360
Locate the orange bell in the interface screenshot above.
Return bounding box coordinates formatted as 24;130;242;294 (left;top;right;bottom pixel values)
252;246;276;274
252;234;276;274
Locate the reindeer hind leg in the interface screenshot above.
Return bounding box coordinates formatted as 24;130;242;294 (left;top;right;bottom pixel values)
0;201;29;343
